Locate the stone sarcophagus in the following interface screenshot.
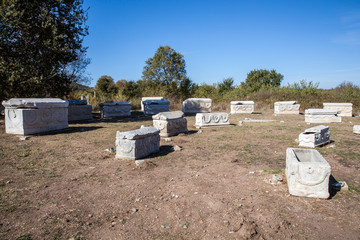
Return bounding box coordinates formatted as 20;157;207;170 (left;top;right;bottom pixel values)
115;126;160;160
298;125;330;148
274;101;300;115
305;109;341;123
354;125;360;134
152;111;188;137
230;101;254;114
182;98;212;114
2;98;68;135
99;102;131;118
195;112;230;128
323;103;352;117
68;100;93;122
143;100;170;116
286;148;331;198
141;97;164;111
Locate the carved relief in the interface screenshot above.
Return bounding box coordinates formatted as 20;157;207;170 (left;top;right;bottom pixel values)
299;125;330;148
230;101;254;114
195;113;230;128
274;101;300;115
182;98;212;114
152;111;188;137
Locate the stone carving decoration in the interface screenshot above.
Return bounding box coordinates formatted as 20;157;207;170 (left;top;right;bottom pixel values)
143;100;170;116
99;102;131;118
115;126;160;160
305;109;341;123
152;111;188;137
68;100;93;121
182;98;212;114
298;125;330;148
2;98;68;135
230;101;254;114
274;101;300;114
195;112;230;128
323;103;352;117
286;148;331;198
354;125;360;134
141;97;164;111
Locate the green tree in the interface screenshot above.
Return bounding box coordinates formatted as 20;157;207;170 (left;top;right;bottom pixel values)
244;69;283;92
0;0;89;100
95;75;117;97
218;77;234;95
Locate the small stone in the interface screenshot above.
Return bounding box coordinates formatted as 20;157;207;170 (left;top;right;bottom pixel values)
131;208;138;213
173;145;182;151
315;198;321;203
280;120;285;123
295;138;299;143
249;171;255;174
197;130;202;133
163;137;172;142
135;160;145;166
19;136;29;141
340;181;349;192
327;144;336;148
111;221;116;226
238;121;243;126
273;174;283;182
88;214;93;218
135;198;141;202
183;225;188;229
105;147;115;153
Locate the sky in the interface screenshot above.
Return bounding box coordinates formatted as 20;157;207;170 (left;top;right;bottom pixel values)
82;0;360;89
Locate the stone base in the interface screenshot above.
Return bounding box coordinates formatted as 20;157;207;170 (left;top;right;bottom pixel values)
354;125;360;134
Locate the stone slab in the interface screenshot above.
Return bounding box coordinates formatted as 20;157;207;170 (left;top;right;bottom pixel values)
182;98;212;114
274;101;300;114
354;125;360;134
230;101;254;114
100;102;131;118
195;112;230;128
299;125;330;148
68;104;93;121
143;100;170;116
305;109;341;123
141;97;164;111
323;103;352;117
152;111;188;137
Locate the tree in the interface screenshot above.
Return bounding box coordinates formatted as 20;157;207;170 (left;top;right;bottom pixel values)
0;0;89;100
244;69;283;92
218;77;234;95
95;75;117;97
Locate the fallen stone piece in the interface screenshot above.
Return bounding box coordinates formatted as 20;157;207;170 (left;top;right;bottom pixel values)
115;126;160;160
2;98;68;135
143;100;170;115
68;99;93;121
353;125;360;134
182;98;212;114
243;118;275;123
152;111;188;137
286;148;331;198
230;101;254;114
195;112;230;128
298;125;330;148
274;101;300;115
141;97;164;111
100;102;131;118
323;103;352;117
305;109;341;123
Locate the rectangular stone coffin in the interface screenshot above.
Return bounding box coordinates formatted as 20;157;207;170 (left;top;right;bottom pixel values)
354;125;360;134
230;101;254;114
152;111;188;137
143;100;170;116
323;103;352;117
182;98;212;114
286;148;331;198
115;126;160;160
195;112;230;128
68;100;93;122
141;97;164;111
305;109;341;123
298;125;330;148
100;102;131;118
274;101;300;114
2;98;68;135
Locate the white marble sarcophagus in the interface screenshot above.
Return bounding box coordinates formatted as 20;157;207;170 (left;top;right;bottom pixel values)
115;126;160;160
143;100;170;116
195;112;230;128
182;98;212;114
2;98;68;135
305;109;341;123
152;111;188;137
323;103;352;117
286;148;331;198
274;101;300;115
354;125;360;134
99;102;131;118
230;101;254;114
141;97;164;111
298;125;330;148
68;100;93;122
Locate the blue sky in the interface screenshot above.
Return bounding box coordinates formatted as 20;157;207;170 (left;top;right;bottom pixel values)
83;0;360;89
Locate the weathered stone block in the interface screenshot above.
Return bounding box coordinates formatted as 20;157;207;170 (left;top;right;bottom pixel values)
274;101;300;114
305;109;341;123
286;148;331;198
100;102;131;118
68;100;92;121
230;101;254;114
152;111;188;137
141;97;164;111
323;103;352;117
2;98;68;135
299;125;330;148
115;126;160;160
143;100;170;116
354;125;360;134
182;98;212;114
195;112;230;128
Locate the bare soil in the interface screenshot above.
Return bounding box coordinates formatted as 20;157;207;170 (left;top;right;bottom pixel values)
0;110;360;240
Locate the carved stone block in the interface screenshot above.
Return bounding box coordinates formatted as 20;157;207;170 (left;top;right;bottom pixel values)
286;148;331;198
354;125;360;134
2;98;68;135
68;100;93;121
299;125;330;148
115;126;160;160
230;101;254;114
143;100;170;116
274;101;300;114
141;97;164;111
323;103;352;117
182;98;212;114
195;112;230;128
152;111;188;137
305;109;341;123
100;102;131;118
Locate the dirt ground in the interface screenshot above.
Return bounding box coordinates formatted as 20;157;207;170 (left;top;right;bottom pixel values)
0;110;360;240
